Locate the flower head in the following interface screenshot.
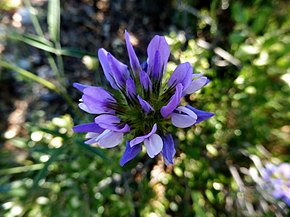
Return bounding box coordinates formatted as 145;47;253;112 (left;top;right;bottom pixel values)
73;30;214;166
262;162;290;206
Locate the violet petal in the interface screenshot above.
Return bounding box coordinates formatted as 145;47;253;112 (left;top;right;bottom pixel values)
137;95;154;114
171;106;198;128
107;52;130;88
183;76;208;94
94;129;123;148
284;197;290;206
130;123;157;147
160;83;183;118
186;105;214;124
95;115;130;133
168;62;193;90
140;70;152;92
114;124;130;133
82;95;113;114
125;30;141;74
126;77;137;99
81;87;116;114
277;163;290;178
120;141;142;166
73;123;104;134
147;35;170;75
272;188;283;199
73;82;91;92
98;48;118;89
161;134;176;165
95;114;120;127
83;86;116;102
151;50;162;80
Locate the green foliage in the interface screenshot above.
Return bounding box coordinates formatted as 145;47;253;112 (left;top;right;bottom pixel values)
47;0;60;43
0;0;289;216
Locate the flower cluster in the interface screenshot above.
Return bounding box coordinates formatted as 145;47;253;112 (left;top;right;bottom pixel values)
262;162;290;206
73;31;214;166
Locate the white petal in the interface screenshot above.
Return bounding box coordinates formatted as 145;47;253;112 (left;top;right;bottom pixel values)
85;137;98;145
85;132;100;139
130;123;157;147
192;73;203;78
96;130;123;148
78;103;94;114
144;134;163;158
171;106;197;128
184;76;208;94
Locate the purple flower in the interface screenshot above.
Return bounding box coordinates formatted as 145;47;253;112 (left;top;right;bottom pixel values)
262;162;290;206
73;31;214;166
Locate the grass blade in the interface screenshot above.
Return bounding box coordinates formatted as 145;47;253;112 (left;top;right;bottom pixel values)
60;48;98;58
8;32;57;54
0;164;44;176
24;0;66;87
0;60;60;92
23;0;44;36
48;0;60;43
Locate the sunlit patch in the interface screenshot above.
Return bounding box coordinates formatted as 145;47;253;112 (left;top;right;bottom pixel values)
36;196;49;205
281;72;290;86
31;131;44;142
52;117;68;127
0;0;21;10
254;51;269;66
235;76;244;85
40;154;50;162
213;182;224;190
12;13;22;28
206;144;218;156
4;129;17;139
126;32;139;46
10;205;23;216
2;202;13;210
49;137;63;148
245;86;257;94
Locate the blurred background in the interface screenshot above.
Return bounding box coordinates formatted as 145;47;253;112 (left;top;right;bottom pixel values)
0;0;289;216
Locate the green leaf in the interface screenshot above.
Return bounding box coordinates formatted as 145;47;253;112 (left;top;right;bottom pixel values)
251;8;271;33
9;137;28;148
0;164;44;176
8;32;97;58
48;0;60;42
231;2;249;24
39;127;69;138
8;32;56;53
32;147;63;188
0;60;60;93
229;32;245;44
191;191;206;216
60;48;98;58
76;139;108;160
